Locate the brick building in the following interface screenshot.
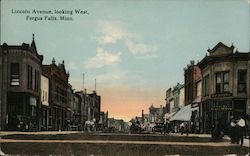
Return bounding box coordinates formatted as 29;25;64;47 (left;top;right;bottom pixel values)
42;58;69;131
184;60;202;105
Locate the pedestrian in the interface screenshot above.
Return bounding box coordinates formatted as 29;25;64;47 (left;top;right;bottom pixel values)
185;122;189;136
180;123;184;135
230;118;237;143
236;117;246;145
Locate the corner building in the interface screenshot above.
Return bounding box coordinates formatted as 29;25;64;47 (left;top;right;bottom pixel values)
198;42;250;134
0;35;43;131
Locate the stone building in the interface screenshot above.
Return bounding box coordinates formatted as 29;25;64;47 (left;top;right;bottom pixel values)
198;42;250;134
0;35;43;131
42;58;69;131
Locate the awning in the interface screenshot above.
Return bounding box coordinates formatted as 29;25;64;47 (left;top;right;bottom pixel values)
170;104;192;121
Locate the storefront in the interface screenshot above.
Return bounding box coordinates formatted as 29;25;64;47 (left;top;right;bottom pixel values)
202;96;246;134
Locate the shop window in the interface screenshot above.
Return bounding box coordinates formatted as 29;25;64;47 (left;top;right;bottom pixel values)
10;63;20;86
238;70;247;93
215;71;229;93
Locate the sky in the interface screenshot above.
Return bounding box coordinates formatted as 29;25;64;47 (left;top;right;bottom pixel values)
1;0;250;121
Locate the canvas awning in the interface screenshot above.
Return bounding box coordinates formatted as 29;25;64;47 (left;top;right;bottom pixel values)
170;104;192;121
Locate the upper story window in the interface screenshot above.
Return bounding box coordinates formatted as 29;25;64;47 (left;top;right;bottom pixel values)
27;65;33;89
202;75;209;96
215;71;229;93
35;70;39;91
238;70;247;93
10;63;20;86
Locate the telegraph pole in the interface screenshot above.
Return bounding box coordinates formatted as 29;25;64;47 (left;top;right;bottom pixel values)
83;73;84;92
95;79;96;92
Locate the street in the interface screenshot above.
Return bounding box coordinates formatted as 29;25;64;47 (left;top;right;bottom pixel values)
0;131;249;156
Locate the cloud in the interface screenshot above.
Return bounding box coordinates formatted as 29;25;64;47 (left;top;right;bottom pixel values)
125;40;157;57
97;21;158;58
85;47;122;68
97;21;127;44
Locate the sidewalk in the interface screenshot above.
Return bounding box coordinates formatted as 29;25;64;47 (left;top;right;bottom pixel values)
0;131;249;147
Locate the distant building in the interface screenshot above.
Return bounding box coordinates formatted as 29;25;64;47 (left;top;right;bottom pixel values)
72;93;81;126
149;104;164;123
67;84;74;127
0;35;43;131
99;111;108;130
42;58;69;131
165;88;172;114
88;91;101;124
198;42;250;134
75;90;101;128
172;83;185;113
108;118;126;132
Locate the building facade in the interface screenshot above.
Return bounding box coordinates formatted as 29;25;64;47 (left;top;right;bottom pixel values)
42;59;69;131
184;61;202;105
172;83;185;113
0;35;43;131
184;60;202;133
40;73;49;130
165;88;172;114
198;42;250;134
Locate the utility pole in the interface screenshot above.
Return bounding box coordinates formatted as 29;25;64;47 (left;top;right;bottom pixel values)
95;78;96;92
83;73;84;92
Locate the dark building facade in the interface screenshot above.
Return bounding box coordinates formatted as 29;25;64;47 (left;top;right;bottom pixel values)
42;59;69;131
76;91;101;125
0;35;43;131
184;60;202;105
198;42;250;134
88;91;101;124
184;60;202;132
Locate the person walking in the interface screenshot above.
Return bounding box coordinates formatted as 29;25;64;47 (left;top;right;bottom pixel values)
230;118;237;143
236;117;246;145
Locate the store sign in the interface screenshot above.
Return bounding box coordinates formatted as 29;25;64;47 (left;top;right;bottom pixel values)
211;102;232;111
211;92;232;98
30;97;37;106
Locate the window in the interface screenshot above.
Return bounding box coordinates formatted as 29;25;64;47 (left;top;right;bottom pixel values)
216;73;221;93
45;91;47;101
202;75;209;96
42;90;45;102
238;70;247;93
35;70;39;91
27;65;33;89
215;71;229;93
10;63;20;86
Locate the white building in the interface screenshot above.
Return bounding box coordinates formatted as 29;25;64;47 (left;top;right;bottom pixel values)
41;74;49;130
